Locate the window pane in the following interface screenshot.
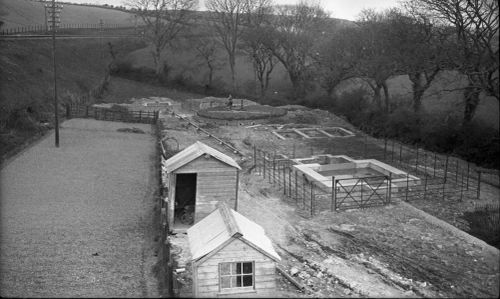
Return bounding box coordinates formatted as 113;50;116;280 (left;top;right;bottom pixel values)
220;263;230;275
221;277;231;289
242;275;253;287
236;262;242;274
232;276;239;288
243;262;253;274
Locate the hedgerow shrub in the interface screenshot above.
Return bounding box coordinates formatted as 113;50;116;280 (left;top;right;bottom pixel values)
332;88;499;169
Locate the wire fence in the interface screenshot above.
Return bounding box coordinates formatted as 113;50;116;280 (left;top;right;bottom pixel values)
0;24;143;35
251;139;482;217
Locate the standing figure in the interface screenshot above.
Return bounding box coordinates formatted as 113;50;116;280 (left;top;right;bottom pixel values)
227;94;233;110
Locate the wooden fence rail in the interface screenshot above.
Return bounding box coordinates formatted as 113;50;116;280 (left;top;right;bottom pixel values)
67;104;159;124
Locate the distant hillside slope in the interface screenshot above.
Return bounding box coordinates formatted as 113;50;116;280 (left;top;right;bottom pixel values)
0;0;138;29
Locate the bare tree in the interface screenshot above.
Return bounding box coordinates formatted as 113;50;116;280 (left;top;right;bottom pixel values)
205;0;266;92
382;9;452;113
240;1;275;97
312;25;359;103
406;0;499;123
264;1;329;98
354;9;402;112
193;34;221;88
124;0;198;77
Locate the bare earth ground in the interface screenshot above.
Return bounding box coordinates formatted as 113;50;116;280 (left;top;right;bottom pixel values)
0;119;159;297
157;97;499;298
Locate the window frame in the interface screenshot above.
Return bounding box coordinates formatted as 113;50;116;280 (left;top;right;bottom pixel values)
218;261;255;292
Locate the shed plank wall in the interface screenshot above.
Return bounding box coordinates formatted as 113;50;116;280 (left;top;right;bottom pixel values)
195;238;277;298
171;156;238;225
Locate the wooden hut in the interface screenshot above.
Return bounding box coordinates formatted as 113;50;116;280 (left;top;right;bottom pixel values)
187;203;281;297
162;141;241;232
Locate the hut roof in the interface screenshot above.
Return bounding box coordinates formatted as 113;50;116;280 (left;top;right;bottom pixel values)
163;141;241;173
187;203;281;263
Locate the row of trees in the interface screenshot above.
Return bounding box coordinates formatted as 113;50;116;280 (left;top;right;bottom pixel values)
125;0;498;125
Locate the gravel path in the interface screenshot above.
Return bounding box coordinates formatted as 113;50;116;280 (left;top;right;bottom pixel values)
0;119;159;297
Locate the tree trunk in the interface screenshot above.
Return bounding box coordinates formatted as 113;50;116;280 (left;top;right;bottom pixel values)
463;84;481;124
382;82;390;113
373;84;382;109
152;46;163;77
409;72;426;113
229;54;236;93
208;63;214;87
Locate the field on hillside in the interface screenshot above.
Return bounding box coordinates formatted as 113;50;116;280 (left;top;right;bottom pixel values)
0;38;146;162
0;0;138;29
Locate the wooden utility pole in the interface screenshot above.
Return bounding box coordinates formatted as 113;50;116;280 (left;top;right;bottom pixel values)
46;0;62;147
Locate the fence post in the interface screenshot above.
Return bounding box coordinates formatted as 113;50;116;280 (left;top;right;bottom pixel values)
263;152;266;180
139;110;142;122
387;173;392;204
460;170;464;201
253;145;256;168
477;171;481;200
466;163;470;190
415;147;419;172
302;175;306;208
288;166;292;196
360;178;364;208
283;164;286;195
433;153;437;177
272;154;276;184
444;155;449;183
295;170;298;202
423;174;428;200
405;173;409;201
310;181;314;217
442;174;447;200
423;152;427;176
455;159;459;183
331;176;336;211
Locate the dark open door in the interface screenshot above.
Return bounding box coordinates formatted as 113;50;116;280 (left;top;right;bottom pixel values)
174;173;197;225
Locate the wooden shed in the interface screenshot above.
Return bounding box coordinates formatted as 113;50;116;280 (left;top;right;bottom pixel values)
187;203;281;297
162;141;241;232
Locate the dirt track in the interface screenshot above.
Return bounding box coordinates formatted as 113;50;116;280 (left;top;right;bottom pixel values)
0;119;159;297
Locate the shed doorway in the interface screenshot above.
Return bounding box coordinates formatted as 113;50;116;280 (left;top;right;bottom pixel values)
174;173;197;228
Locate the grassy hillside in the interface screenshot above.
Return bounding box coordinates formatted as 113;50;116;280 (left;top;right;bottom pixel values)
0;0;138;29
0;37;145;161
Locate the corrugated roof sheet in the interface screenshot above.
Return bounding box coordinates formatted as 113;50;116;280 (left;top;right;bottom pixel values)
187;204;281;262
162;141;241;173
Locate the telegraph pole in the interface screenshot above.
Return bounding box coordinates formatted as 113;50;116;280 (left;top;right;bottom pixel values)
45;0;62;147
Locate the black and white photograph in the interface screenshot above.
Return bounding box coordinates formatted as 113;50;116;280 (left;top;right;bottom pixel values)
0;0;498;297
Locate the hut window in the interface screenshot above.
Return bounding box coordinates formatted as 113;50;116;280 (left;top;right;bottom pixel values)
219;262;254;289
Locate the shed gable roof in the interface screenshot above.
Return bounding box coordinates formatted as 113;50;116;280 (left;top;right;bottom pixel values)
163;141;241;173
187;204;281;263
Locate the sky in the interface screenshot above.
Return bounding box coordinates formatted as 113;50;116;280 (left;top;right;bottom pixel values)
63;0;401;21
